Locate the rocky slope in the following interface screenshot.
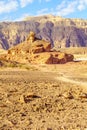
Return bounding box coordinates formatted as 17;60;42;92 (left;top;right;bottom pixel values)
1;31;73;64
0;15;87;49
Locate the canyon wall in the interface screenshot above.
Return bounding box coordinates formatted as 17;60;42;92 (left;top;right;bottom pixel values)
0;15;87;49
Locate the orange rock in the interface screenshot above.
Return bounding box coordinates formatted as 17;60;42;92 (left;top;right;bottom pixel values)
31;40;51;53
29;52;73;64
2;31;74;64
27;31;35;42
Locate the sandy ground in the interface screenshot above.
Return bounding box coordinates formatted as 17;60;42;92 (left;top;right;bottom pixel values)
0;61;87;130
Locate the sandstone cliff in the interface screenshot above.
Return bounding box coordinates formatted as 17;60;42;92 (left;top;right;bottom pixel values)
0;15;87;49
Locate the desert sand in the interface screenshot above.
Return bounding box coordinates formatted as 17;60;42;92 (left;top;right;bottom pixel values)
0;60;87;130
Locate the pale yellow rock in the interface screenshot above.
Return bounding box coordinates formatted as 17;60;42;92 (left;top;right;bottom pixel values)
19;95;25;103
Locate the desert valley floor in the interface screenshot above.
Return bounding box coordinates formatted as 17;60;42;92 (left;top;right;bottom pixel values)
0;61;87;130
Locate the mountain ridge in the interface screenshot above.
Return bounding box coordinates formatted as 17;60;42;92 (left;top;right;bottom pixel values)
0;15;87;49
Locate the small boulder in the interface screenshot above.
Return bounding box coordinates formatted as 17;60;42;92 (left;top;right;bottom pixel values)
19;92;40;103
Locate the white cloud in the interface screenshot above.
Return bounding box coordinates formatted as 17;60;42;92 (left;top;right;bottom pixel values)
1;0;87;21
56;0;77;16
78;4;85;11
77;0;87;11
37;8;49;15
18;0;87;17
0;0;18;14
37;0;86;17
15;13;32;21
20;0;34;7
51;0;87;16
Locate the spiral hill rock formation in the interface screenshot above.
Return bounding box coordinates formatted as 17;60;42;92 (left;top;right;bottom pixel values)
2;31;74;64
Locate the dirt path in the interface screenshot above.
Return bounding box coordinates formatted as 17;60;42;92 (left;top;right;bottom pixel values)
38;64;87;88
56;75;87;87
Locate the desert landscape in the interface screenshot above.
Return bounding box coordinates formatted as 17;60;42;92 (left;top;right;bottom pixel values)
1;0;87;129
0;60;87;130
0;31;87;130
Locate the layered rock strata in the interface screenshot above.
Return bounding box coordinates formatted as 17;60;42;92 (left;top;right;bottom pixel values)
3;32;74;64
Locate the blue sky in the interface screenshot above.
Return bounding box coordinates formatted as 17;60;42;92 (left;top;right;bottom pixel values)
0;0;87;21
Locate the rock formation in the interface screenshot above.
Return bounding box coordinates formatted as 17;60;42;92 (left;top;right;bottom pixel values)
2;32;74;64
0;15;87;49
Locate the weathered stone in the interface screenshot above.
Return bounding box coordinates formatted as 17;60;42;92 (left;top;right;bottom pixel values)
30;52;73;64
27;31;35;42
2;32;74;64
19;92;40;103
31;40;51;53
0;15;87;49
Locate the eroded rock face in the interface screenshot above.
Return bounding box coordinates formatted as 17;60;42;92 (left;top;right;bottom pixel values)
0;15;87;49
31;40;51;53
30;52;74;64
2;32;74;64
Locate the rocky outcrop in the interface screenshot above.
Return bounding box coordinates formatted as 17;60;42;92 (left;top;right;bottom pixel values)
31;52;74;64
0;15;87;49
2;32;74;64
31;40;51;53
